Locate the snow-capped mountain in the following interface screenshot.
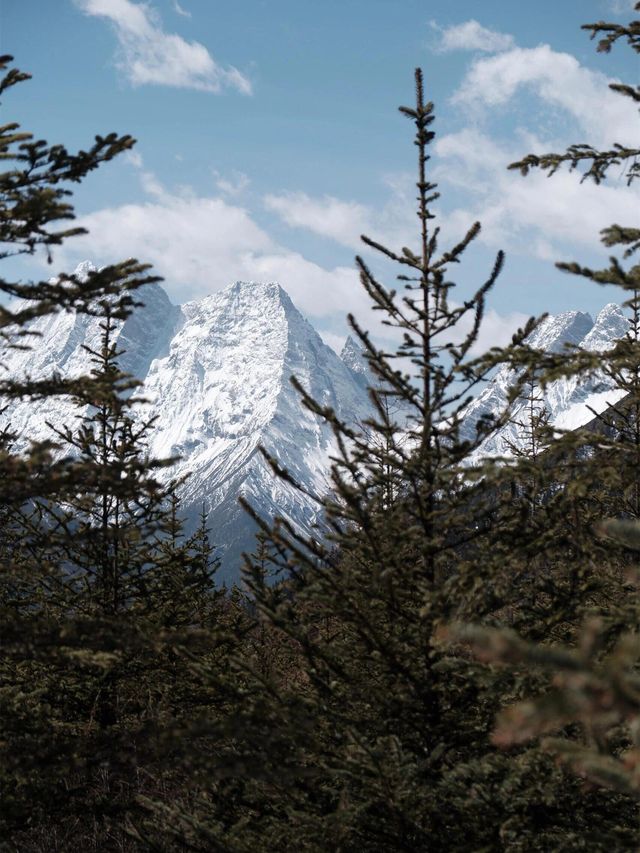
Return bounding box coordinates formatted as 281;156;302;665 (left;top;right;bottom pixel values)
1;261;631;578
340;335;375;392
461;304;630;459
0;263;373;581
142;281;373;577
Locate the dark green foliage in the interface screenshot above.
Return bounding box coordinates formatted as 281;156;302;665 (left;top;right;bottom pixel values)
0;341;232;845
136;67;639;851
0;56;232;851
4;6;640;846
457;0;640;811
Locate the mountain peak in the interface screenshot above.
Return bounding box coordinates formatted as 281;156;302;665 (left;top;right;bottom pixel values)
340;334;364;363
124;275;372;578
72;260;98;280
580;303;629;352
527;309;594;353
0;268;373;580
229;279;284;295
46;260;97;288
182;279;296;322
462;301;630;457
340;334;373;392
225;280;291;306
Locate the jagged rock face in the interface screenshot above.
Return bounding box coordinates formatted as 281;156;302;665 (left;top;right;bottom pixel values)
0;265;372;582
1;261;631;578
0;262;181;456
462;304;630;459
340;335;373;392
142;281;372;577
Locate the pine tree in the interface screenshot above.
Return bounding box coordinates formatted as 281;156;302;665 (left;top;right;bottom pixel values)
456;1;640;811
37;310;170;611
0;55;213;850
191;503;221;583
142;69;639;851
4;305;243;852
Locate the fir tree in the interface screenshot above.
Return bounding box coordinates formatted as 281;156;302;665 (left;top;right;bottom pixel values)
457;0;640;812
143;69;638;851
0;56;220;850
37;310;171;613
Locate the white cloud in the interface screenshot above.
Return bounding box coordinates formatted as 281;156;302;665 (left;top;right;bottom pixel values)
479;309;530;352
452;44;637;149
433;127;640;258
74;0;251;94
124;148;169;198
464;307;529;356
435;40;640;258
318;330;347;354
264;192;374;248
606;0;637;14
259;183;526;354
263;176;419;252
321;33;640;276
52;182;366;322
172;0;191;18
431;19;515;54
139;169;166;198
213;170;250;197
124;149;143;169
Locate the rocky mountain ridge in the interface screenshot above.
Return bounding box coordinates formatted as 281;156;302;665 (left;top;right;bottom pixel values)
462;303;630;460
1;262;630;578
0;264;373;580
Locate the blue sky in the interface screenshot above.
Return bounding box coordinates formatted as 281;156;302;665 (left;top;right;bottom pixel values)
3;0;639;351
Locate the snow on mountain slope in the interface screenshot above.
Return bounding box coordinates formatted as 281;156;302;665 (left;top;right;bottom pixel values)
0;265;372;581
462;304;630;458
0;262;180;451
143;281;373;576
1;259;631;578
550;304;629;431
340;335;374;392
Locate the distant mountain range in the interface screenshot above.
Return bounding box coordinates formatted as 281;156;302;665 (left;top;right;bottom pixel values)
0;263;373;581
461;303;629;461
1;262;629;579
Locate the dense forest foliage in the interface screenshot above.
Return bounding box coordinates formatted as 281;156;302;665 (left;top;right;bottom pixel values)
1;5;639;851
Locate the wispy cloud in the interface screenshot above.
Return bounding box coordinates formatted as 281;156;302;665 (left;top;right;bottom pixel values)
172;0;191;18
264;175;418;252
430;19;515;54
254;36;638;309
430;36;640;262
264;192;373;248
259;182;528;353
74;0;251;94
433;127;640;259
605;0;637;15
451;43;637;149
213;170;251;197
52;164;364;323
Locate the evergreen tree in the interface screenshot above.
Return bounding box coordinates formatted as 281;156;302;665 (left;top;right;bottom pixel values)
0;53;161;843
3;304;241;852
457;0;640;812
148;494;221;628
37;310;171;613
143;69;638;851
0;56;226;850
